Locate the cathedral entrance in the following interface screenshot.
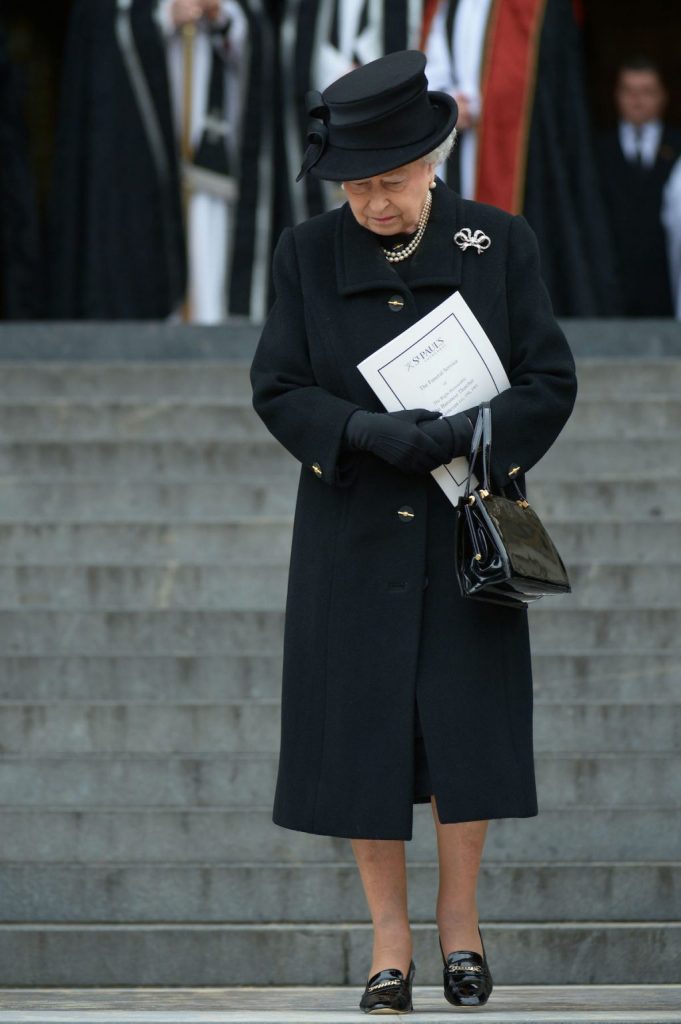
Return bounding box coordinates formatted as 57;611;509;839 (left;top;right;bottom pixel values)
582;0;681;128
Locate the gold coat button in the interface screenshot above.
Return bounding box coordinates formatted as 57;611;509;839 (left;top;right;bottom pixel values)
387;294;405;312
397;505;415;522
312;462;323;476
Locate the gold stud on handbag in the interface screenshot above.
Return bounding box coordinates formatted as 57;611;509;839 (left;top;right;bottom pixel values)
454;401;571;609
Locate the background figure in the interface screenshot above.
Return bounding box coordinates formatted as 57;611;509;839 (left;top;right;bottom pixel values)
661;156;681;320
423;0;493;199
597;56;681;317
0;20;40;318
157;0;249;323
222;0;275;322
310;0;383;213
47;0;186;319
423;0;622;317
279;0;424;224
311;0;381;90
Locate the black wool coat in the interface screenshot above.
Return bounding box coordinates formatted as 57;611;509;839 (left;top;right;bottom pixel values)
249;178;578;840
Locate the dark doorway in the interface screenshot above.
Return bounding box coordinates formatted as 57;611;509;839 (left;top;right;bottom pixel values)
3;0;73;209
583;0;681;129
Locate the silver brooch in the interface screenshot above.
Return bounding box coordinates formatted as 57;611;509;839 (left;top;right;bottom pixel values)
454;228;491;254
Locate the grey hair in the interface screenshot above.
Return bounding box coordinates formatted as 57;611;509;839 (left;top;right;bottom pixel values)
421;127;458;167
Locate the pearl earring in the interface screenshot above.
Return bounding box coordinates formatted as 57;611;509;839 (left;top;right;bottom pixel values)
429;180;436;189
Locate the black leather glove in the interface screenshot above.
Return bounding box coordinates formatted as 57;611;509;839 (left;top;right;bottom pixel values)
343;407;452;474
416;411;475;463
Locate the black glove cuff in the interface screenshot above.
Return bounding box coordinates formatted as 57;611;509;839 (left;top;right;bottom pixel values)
342;409;373;450
444;411;475;458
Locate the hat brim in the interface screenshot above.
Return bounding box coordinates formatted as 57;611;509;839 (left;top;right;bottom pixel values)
307;91;458;182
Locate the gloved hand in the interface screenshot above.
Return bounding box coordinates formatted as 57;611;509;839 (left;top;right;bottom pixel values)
343;407;452;474
416;411;475;463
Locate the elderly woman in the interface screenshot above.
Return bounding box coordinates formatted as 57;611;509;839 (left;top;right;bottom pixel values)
250;50;577;1014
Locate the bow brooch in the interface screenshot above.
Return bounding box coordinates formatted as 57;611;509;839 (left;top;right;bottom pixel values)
454;228;491;254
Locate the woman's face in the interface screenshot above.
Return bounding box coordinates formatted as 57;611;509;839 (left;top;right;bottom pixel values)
342;158;435;235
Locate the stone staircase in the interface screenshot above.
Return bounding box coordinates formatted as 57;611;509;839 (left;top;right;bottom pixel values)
0;325;678;986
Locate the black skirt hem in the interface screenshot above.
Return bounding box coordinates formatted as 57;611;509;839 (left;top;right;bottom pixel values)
271;805;540;841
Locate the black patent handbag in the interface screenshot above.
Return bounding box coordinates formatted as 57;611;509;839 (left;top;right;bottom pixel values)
454;401;571;609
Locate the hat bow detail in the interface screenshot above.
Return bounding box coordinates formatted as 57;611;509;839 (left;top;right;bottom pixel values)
296;91;330;182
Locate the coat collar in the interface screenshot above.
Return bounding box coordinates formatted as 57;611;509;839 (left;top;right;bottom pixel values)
335;175;464;296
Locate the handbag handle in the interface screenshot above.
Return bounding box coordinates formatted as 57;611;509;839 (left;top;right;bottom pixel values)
463;401;491;499
463;400;526;504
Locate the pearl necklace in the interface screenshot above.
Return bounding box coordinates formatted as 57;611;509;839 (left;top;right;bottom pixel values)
380;190;432;263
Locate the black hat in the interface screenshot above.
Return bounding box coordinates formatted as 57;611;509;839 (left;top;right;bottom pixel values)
296;50;458;183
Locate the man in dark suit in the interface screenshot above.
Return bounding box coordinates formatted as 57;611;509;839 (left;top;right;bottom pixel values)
597;56;681;317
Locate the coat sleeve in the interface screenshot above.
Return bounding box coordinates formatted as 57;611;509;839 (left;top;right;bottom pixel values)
462;214;578;489
249;225;365;487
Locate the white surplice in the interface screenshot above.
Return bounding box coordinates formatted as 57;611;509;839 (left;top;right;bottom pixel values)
424;0;493;199
156;0;248;323
661;155;681;320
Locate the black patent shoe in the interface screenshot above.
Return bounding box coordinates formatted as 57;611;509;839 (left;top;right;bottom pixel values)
439;926;493;1009
359;959;415;1014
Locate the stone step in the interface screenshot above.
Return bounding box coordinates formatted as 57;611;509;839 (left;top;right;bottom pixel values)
529;480;677;520
0;358;679;399
0;983;679;1023
0;521;295;563
1;860;678;923
556;564;681;607
0;563;291;610
0;363;256;399
0;699;676;755
536;522;681;563
567;358;681;397
0;520;678;563
0;652;675;703
560;397;681;436
0;806;678;862
0;921;677;985
0;607;680;654
0;561;677;609
0;320;260;362
0;752;676;808
531;437;681;477
0;400;268;441
0;396;678;440
0;438;678;479
0;477;676;521
0;440;297;477
0;478;303;521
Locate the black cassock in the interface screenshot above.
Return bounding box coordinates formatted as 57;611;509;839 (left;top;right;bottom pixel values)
47;0;185;319
521;0;622;316
0;22;40;319
226;0;277;320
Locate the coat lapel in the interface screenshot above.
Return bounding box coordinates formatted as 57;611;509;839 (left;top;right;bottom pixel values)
335;175;464;296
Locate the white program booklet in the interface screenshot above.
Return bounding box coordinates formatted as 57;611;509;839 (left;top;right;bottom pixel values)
357;291;511;506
